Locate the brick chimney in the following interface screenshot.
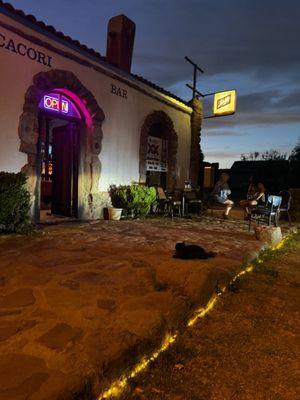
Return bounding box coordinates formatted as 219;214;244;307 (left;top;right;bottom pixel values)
106;15;136;73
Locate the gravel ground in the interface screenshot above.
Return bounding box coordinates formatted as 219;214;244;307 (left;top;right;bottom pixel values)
123;231;300;400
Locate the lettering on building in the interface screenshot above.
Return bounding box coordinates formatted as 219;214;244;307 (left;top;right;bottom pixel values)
0;32;52;67
111;83;128;99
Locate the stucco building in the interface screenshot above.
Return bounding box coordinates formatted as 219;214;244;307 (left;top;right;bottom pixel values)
0;1;202;221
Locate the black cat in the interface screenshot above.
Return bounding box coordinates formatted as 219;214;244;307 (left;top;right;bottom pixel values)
173;242;216;260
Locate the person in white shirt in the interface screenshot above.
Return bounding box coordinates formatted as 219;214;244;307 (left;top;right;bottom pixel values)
211;173;234;219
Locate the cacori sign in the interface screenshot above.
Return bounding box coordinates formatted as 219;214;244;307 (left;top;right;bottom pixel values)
213;90;236;116
0;32;52;67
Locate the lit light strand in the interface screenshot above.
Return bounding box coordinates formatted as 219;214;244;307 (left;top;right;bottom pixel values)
187;294;219;327
98;333;177;399
98;234;292;399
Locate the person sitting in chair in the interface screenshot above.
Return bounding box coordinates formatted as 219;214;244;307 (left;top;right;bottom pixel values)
211;173;234;219
240;182;266;219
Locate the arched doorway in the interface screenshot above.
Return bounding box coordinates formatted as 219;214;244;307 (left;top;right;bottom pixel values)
38;90;82;220
18;69;105;222
139;111;178;190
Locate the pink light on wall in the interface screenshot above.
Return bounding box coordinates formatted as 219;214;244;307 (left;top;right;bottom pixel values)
38;88;93;128
55;88;93;128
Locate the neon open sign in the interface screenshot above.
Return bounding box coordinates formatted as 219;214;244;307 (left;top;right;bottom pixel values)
38;92;81;119
43;95;69;114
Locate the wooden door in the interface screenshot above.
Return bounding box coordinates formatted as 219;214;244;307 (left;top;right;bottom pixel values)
51;124;77;217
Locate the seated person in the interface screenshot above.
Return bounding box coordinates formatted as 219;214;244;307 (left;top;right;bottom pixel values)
240;182;266;219
211;173;234;219
246;176;256;200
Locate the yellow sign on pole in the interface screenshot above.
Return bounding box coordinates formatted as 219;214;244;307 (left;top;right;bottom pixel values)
213;90;236;116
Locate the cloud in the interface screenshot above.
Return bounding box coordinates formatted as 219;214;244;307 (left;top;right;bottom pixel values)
204;150;242;159
273;89;300;109
236;90;280;113
204;111;300;129
130;0;300;86
202;130;242;137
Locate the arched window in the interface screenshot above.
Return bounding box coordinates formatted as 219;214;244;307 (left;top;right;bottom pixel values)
38;91;81;119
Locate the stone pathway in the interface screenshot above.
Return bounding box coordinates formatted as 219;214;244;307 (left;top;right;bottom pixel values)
0;215;293;399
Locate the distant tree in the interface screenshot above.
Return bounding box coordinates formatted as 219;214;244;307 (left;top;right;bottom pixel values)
240;150;287;161
289;138;300;164
288;138;300;187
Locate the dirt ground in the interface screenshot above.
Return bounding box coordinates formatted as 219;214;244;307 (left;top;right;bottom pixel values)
124;232;300;400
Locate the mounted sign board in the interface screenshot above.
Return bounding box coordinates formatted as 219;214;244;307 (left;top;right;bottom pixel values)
146;136;168;172
213;90;236;116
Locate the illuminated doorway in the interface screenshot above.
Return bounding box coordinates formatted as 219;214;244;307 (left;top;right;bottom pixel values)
38;91;82;220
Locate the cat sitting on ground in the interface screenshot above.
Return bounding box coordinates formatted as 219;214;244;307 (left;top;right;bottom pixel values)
173;242;217;260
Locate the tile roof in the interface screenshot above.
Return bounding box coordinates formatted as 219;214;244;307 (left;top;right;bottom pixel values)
0;0;190;107
132;74;190;106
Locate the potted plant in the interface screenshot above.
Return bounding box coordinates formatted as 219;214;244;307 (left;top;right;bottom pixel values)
107;185;126;220
108;184;156;220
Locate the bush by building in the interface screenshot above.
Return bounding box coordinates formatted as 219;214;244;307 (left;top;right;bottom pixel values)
0;171;32;234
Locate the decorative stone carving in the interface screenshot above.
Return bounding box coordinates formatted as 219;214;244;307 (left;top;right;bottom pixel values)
90;156;101;193
18;69;105;221
91;123;103;155
139;111;178;190
18;112;39;154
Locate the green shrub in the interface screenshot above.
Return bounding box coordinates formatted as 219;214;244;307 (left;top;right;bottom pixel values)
108;184;156;218
0;171;32;234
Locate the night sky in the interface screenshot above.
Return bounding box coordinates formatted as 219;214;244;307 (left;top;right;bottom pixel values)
8;0;300;167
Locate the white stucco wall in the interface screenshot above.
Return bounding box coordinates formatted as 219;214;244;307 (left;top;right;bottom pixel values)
0;11;192;193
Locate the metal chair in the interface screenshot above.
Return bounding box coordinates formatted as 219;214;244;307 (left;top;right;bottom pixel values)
249;195;282;231
153;187;181;219
183;189;203;216
152;187;169;215
168;190;182;219
279;190;292;224
206;194;227;216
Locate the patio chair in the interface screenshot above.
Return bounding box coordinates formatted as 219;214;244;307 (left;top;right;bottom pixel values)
168;190;182;219
248;195;282;231
279;190;292;224
183;189;203;216
152;186;169;215
152;187;181;219
206;194;227;216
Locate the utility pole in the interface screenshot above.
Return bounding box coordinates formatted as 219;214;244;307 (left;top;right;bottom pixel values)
185;57;204;188
185;56;204;99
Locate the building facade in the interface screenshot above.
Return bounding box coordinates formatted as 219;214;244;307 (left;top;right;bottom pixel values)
0;2;199;221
